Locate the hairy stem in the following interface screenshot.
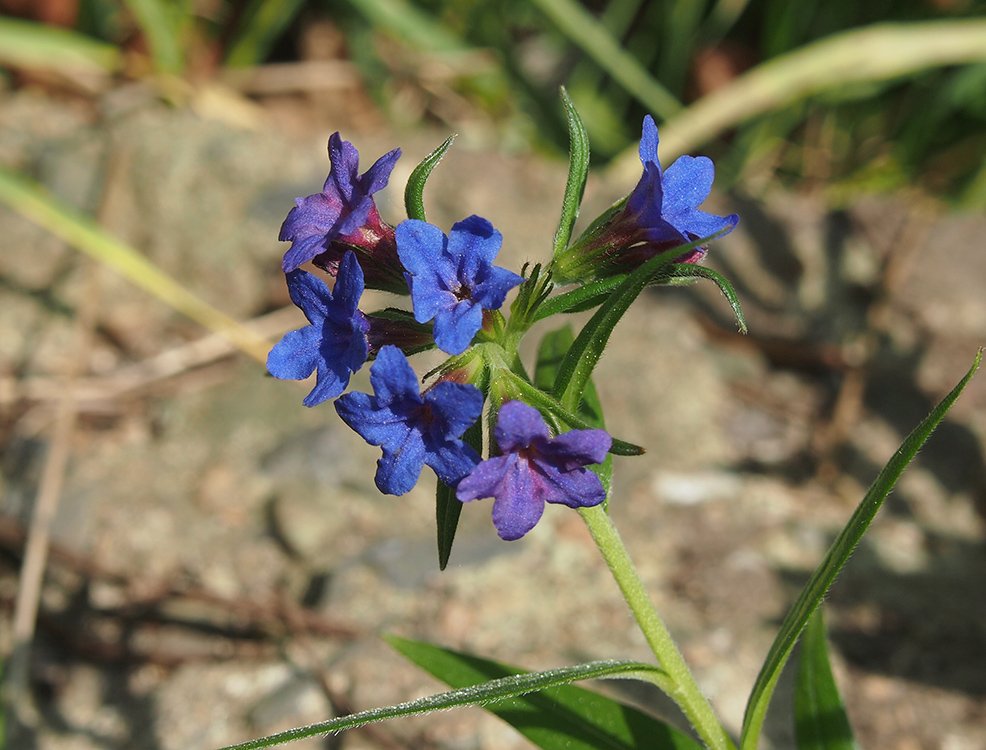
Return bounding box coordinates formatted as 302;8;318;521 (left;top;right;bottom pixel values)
580;505;735;750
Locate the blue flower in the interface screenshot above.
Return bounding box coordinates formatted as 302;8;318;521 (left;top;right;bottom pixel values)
335;346;483;495
267;251;369;406
396;216;524;355
456;401;611;541
554;115;737;282
627;115;738;257
280;133;401;273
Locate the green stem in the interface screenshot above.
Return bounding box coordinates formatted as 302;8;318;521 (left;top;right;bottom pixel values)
580;505;735;750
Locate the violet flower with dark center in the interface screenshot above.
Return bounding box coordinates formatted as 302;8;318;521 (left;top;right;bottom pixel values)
267;251;369;407
456;400;612;541
280;132;400;273
335;346;483;495
554;115;737;283
312;205;409;295
396;216;524;355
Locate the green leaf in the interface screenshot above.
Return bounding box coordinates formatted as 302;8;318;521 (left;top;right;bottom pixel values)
437;417;482;570
389;635;701;750
404;134;456;222
740;349;982;750
795;610;858;750
663;264;748;334
552;233;719;412
0;18;122;77
225;0;307;68
552;87;591;256
501;370;643;457
216;642;687;750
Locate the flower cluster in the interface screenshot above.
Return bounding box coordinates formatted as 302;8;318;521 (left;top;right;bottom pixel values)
267;118;736;543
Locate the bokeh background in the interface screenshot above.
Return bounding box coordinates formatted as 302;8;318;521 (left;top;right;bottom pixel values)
1;1;985;748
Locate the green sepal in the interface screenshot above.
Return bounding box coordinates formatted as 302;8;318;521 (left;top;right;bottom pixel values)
740;349;982;750
552;87;591;257
552;232;722;412
405;134;456;222
534;275;627;321
662;264;748;334
501;369;643;457
795;609;858;750
535;325;613;502
388;635;702;750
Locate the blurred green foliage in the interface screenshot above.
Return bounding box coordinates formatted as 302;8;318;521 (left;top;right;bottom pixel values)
1;0;985;204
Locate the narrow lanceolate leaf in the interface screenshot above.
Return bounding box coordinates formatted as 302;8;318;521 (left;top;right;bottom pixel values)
405;134;456;222
552;233;721;412
552;87;591;256
795;610;858;750
218;644;685;750
535;325;613;498
740;349;982;750
664;264;748;334
437;417;482;570
534;275;627;321
389;635;700;750
502;370;643;457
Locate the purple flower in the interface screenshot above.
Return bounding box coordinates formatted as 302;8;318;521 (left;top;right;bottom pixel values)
280;133;401;273
396;216;524;355
456;401;612;541
267;251;369;406
335;345;483;495
554;115;737;282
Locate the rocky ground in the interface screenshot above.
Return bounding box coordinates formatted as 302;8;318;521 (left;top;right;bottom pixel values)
1;87;984;750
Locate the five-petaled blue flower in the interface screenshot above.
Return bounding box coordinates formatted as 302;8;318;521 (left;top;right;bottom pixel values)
280;133;401;273
267;251;369;406
456;400;612;541
335;345;483;495
396;216;524;355
627;114;738;260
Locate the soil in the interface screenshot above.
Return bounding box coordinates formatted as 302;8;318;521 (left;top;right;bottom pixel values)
1;82;984;750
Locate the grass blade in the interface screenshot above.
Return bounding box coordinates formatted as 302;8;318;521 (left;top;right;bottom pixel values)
795;610;858;750
740;349;982;750
0;18;121;77
389;635;701;750
0;168;269;363
225;0;307;68
122;0;186;74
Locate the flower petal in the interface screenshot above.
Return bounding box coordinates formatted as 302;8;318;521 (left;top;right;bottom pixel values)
335;392;408;446
543;429;612;469
426;440;481;485
329;251;365;318
447;215;502;266
471;265;524;311
424;382;484;438
359;147;401;195
266;326;320;381
375;429;426;495
638;114;660;166
432;300;483;355
490;457;544;541
284;269;330;324
369;345;421;405
456;455;514;501
532;462;606;509
493;400;550;452
325;132;360;203
662;155;715;215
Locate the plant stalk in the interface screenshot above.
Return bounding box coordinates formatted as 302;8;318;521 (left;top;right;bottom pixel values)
580;505;735;750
